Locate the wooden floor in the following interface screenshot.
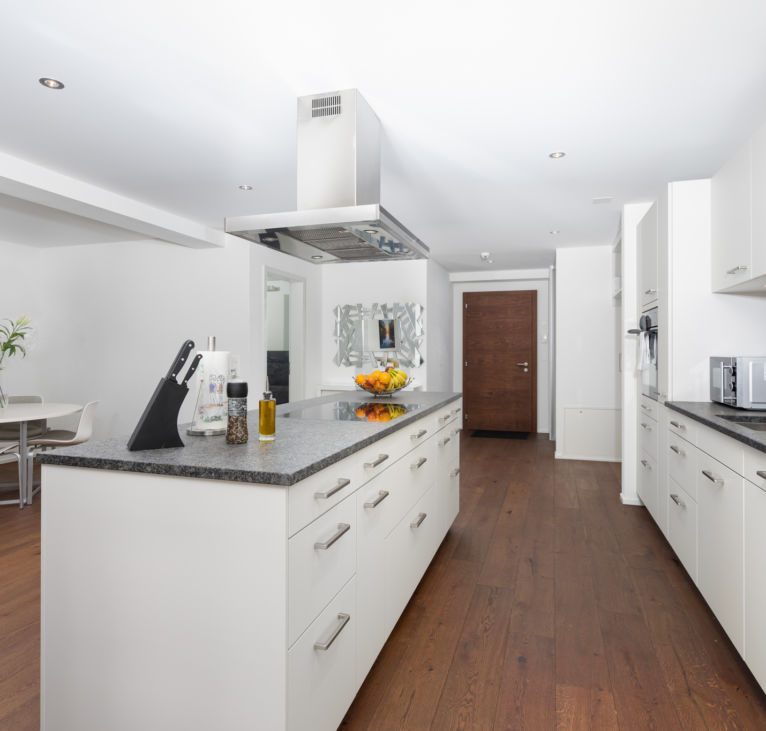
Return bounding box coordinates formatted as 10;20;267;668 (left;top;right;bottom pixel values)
2;436;766;730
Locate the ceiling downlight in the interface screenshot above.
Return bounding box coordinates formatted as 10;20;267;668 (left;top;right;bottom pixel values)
548;151;566;159
39;77;64;90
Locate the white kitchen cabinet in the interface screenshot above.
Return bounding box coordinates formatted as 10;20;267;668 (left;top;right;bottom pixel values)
751;122;766;279
745;479;766;690
41;396;462;731
711;138;752;292
638;201;659;308
696;452;744;653
667;475;698;583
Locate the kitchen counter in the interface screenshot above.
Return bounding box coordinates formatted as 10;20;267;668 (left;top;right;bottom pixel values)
37;390;461;485
665;401;766;453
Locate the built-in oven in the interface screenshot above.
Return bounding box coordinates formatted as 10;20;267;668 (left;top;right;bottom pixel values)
639;306;659;400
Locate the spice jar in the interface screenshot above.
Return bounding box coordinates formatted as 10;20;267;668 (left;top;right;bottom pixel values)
226;380;248;444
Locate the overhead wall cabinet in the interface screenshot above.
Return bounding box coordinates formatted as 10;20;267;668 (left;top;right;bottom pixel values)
637;202;659;309
711;121;766;293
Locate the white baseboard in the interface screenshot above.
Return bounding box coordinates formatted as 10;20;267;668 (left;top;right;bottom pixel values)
554;451;621;463
620;493;643;506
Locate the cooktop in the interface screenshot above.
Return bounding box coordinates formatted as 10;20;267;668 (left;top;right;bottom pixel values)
282;400;421;422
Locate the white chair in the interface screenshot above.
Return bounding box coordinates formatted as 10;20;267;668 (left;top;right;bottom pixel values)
23;401;99;503
0;395;46;508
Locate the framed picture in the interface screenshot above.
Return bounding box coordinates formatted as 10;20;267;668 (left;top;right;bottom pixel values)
377;319;396;350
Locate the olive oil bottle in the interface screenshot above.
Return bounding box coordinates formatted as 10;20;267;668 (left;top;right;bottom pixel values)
259;384;276;441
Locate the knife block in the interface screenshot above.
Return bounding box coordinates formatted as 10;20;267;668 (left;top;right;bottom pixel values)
127;377;189;451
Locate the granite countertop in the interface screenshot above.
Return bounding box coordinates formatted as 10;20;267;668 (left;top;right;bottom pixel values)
37;391;461;486
665;401;766;454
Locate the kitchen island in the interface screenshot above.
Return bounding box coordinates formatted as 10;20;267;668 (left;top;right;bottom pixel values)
38;391;462;731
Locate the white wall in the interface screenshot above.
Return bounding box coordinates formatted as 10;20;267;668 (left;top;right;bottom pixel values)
266;280;290;351
668;179;766;400
555;245;620;460
425;259;453;391
451;272;551;434
319;260;428;389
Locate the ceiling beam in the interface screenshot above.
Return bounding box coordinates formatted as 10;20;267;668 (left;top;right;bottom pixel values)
0;151;224;249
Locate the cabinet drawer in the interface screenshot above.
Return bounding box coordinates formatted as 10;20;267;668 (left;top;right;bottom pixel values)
433;400;463;434
745;480;766;689
289;496;356;646
638;451;658;517
697;423;745;476
668;476;698;583
639;396;660;422
667;413;697;444
385;483;444;631
444;462;461;532
287;576;356;731
381;437;438;536
639;418;659;460
697;453;744;653
667;434;698;500
288;454;362;538
744;445;766;490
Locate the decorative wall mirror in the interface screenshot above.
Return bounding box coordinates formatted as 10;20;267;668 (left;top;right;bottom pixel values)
334;302;424;368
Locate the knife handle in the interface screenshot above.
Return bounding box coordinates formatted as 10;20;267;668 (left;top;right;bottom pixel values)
181;353;203;386
166;340;195;381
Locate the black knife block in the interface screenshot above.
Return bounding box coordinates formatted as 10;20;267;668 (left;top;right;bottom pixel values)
127;377;189;451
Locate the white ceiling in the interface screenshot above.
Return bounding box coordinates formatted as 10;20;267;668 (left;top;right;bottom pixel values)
3;0;766;270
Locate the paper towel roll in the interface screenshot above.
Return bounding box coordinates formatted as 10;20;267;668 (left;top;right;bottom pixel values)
188;350;231;435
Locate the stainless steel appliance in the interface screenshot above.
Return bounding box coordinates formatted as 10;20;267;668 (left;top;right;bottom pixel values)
710;357;766;409
637;306;659;400
225;89;429;264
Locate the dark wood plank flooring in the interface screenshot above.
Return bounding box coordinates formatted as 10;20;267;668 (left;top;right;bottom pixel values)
2;435;766;730
342;434;766;730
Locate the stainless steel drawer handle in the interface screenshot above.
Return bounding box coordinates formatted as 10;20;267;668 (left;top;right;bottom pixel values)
411;457;428;470
364;454;389;468
364;490;390;509
641;404;650;411
640;459;650;469
438;415;451;424
726;265;748;275
451;427;463;436
757;471;766;481
410;512;427;529
670;493;686;508
450;467;461;478
410;429;428;440
640;423;652;431
314;478;351;500
439;436;451;447
669;420;685;430
314;523;351;550
669;445;684;456
701;469;723;486
645;288;657;295
314;613;350;651
451;407;462;415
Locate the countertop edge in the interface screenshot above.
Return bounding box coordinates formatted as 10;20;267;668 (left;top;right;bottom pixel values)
38;392;462;486
664;401;766;454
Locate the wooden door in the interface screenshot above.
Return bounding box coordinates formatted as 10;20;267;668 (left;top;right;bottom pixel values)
463;291;536;432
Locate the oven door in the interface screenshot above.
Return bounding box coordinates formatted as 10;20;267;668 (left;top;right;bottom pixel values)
640;307;659;399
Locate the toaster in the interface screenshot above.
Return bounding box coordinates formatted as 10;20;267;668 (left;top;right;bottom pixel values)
710;357;766;410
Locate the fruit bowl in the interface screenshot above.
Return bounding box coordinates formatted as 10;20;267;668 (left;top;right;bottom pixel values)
353;369;411;396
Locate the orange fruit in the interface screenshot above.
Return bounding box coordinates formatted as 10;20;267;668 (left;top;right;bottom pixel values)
355;374;367;386
378;372;391;387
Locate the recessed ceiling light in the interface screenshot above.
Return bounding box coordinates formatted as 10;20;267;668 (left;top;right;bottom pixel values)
549;151;566;159
311;255;323;260
39;77;64;90
550;230;560;235
363;229;378;235
238;184;253;191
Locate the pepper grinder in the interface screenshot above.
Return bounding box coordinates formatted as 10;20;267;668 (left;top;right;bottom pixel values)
226;380;248;444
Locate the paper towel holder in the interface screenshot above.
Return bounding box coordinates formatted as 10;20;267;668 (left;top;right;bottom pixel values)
187;335;231;436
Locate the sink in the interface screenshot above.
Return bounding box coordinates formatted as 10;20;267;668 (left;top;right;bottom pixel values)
719;414;766;432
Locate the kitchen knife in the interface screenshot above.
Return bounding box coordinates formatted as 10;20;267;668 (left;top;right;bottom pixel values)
181;353;203;387
166;340;195;382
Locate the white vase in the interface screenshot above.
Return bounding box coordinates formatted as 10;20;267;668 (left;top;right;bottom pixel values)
0;375;6;407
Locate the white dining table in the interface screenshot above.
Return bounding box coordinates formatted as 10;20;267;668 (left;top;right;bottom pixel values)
0;402;82;507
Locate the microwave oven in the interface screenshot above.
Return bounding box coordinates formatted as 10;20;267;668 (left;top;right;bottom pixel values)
710;357;766;410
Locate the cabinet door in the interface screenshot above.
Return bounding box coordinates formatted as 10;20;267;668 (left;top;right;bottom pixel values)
697;455;744;653
751;122;766;279
638;452;658;524
638;202;659;308
745;480;766;689
712;140;752;291
668;477;698;583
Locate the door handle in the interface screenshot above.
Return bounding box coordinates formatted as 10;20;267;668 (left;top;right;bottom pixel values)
516;362;529;367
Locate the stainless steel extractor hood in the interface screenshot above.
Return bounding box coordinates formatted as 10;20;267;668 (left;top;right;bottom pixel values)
225;89;429;263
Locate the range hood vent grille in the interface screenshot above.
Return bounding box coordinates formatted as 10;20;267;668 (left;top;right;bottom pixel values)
311;95;342;118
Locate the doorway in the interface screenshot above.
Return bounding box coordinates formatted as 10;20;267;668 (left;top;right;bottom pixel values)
462;290;537;432
265;272;305;404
